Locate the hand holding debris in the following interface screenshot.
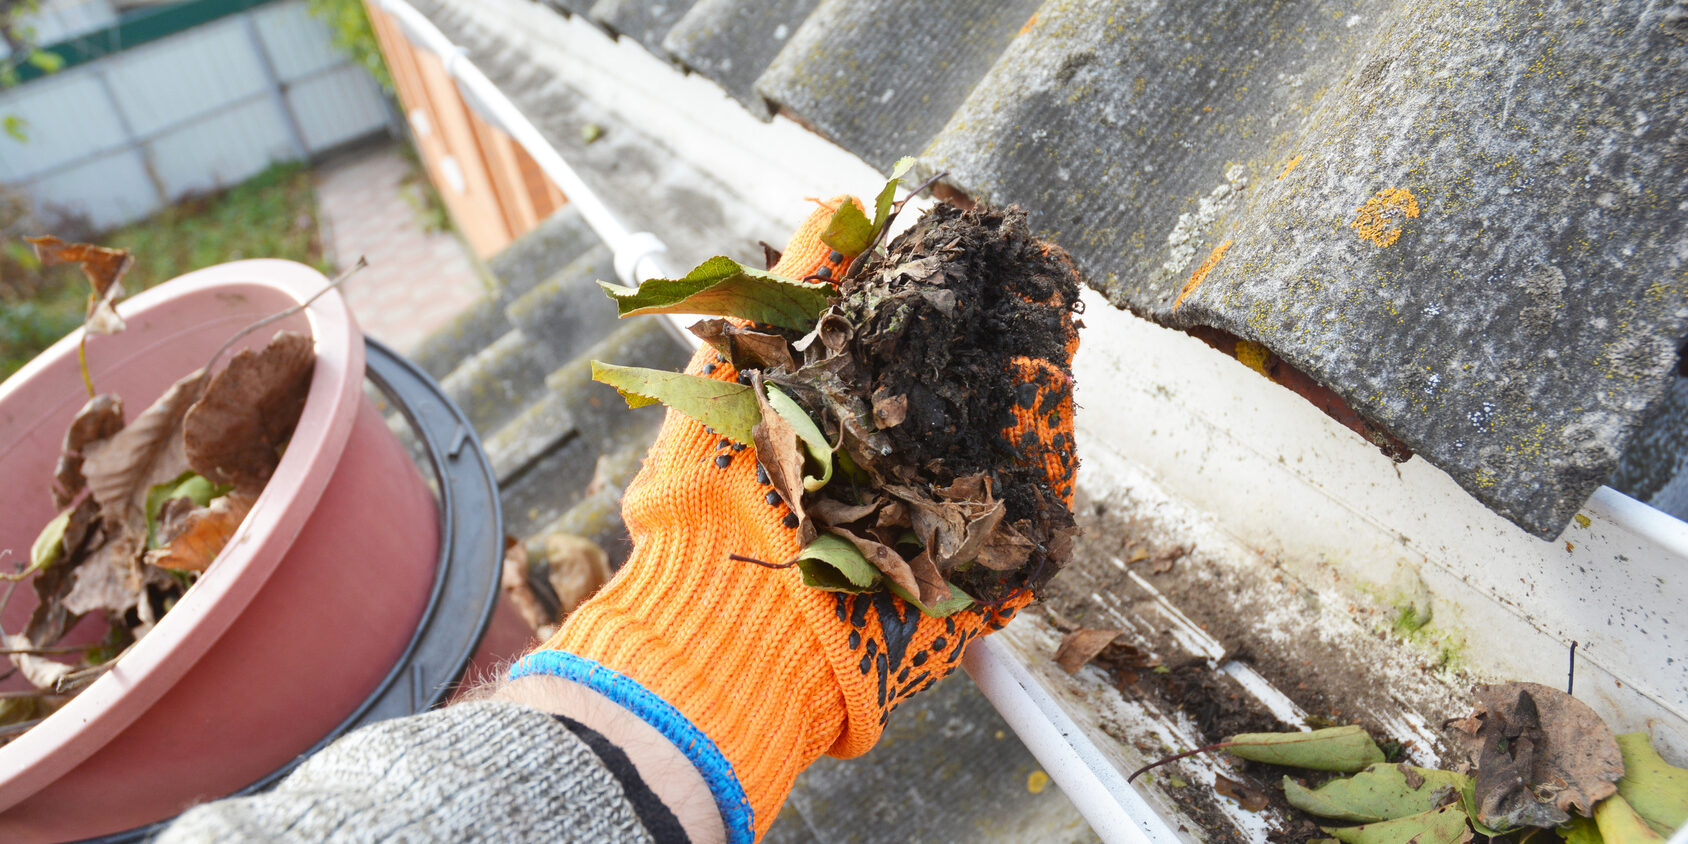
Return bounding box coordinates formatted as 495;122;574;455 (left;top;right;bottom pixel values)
517;187;1083;839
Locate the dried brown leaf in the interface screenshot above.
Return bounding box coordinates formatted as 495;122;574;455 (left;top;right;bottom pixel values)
873;499;908;531
52;394;124;509
1215;774;1271;812
752;379;815;544
905;548;950;608
770;359;891;478
817;312;853;354
809;496;883;526
3;633;74;690
1445;715;1483;737
690;320;797;373
976;520;1036;571
26;236;133;335
62;531;142;617
829;527;921;602
1150;550;1181;575
1048;525;1079;567
501;535;552;634
544;533;610;616
184;331;315;491
1467;682;1623;829
19;546;79;646
930;476;1007;569
61;495;101;559
871;387;908;428
917;287;957;315
144;491;255;572
1055;628;1125;673
82;368;205;529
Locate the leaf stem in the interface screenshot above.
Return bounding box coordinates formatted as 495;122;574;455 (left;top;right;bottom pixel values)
1126;741;1236;783
0;718;45;739
729;553;797;570
201;256;367;378
843;170;950;283
76;335;93;398
0;644;93;656
0;689;69;700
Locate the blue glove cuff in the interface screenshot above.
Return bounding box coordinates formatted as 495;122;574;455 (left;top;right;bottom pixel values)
509;650;754;844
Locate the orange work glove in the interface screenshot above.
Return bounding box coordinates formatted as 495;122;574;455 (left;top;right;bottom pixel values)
509;198;1080;842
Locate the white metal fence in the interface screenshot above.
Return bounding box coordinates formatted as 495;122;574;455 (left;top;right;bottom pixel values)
0;0;394;232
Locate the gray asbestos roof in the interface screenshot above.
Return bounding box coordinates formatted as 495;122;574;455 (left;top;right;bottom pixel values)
538;0;1688;538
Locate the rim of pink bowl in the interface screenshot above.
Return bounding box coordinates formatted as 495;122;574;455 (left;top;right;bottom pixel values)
0;259;362;809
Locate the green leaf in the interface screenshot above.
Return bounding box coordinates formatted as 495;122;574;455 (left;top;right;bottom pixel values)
766;385;834;491
3;114;26;142
821;201;876;257
1224;726;1387;772
591;361;760;444
886;577;974;618
1615;733;1688;835
1563;815;1604;844
1285;764;1471;823
25;49;63;73
1323;804;1472;844
18;508;71;579
796;533;973;616
1596;794;1666;844
796;533;881;592
873;156;916;231
597;257;832;331
1457;777;1508;837
145;471;228;548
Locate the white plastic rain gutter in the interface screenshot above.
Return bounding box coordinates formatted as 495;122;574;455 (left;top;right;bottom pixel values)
374;0;672;289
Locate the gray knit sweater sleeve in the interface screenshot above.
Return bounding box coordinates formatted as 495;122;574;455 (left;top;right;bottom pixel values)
159;700;654;843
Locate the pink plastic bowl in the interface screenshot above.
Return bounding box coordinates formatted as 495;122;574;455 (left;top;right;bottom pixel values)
0;260;440;839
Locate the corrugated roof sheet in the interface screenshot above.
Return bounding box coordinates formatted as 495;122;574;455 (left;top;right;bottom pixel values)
663;0;820;118
489;0;1688;538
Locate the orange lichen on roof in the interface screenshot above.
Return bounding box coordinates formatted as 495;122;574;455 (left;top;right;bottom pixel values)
1278;154;1303;179
1173;239;1233;310
1351;187;1420;247
1235;339;1272;375
1018;12;1039;35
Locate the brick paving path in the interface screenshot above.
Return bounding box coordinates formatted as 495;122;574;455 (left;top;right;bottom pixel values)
315;143;485;354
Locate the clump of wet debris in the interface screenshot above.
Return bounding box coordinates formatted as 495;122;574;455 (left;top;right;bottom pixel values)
595;192;1084;614
769;202;1083;606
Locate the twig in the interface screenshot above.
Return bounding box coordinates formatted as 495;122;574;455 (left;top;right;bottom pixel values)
0;576;19;635
729;553;797;570
201;256;368;378
1126;741;1235;783
0;719;44;739
0;644;92;656
903;171;948;202
53;644;132;693
0;689;69;700
1567;641;1578;695
143;257;371;418
843;170;951;283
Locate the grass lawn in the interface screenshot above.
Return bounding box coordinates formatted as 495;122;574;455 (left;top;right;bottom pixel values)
1;162;331;379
